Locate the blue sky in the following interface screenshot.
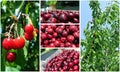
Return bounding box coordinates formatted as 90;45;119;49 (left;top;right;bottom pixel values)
81;1;108;39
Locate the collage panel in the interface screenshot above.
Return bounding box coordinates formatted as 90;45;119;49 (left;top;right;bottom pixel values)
40;23;80;48
40;1;79;23
1;1;39;71
81;0;119;71
41;48;80;71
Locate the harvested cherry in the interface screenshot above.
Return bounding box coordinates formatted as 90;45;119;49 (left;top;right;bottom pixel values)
44;50;79;71
41;10;79;23
41;24;79;48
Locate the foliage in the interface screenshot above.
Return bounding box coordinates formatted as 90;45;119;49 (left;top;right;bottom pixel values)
81;0;119;71
1;1;39;71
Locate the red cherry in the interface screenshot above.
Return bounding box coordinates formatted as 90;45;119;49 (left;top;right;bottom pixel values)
73;59;79;65
43;40;49;45
51;38;56;42
69;25;78;32
65;42;71;47
73;65;79;71
73;18;79;23
2;38;14;50
53;32;58;38
73;32;79;38
13;36;25;49
61;37;66;42
47;34;53;39
60;43;65;47
49;43;55;47
62;30;68;37
54;40;60;47
41;33;47;40
25;24;34;34
67;35;74;42
47;28;53;34
69;62;74;67
6;52;16;62
24;32;33;41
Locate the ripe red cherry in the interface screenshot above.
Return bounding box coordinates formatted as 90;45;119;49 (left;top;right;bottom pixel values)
69;62;74;67
65;42;71;47
69;25;78;32
61;37;66;42
73;18;79;23
49;43;55;47
67;35;75;42
47;28;53;34
62;30;68;37
73;65;79;71
2;38;14;50
47;34;53;39
43;14;52;20
41;33;47;40
24;32;33;41
6;52;16;62
60;43;65;47
53;32;58;38
49;17;57;23
13;36;25;49
54;40;60;47
43;40;49;45
73;59;79;65
73;32;79;38
25;24;34;34
59;13;68;22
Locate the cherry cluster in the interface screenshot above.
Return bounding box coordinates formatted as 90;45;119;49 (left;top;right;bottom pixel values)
2;24;38;62
44;50;79;71
41;10;79;23
24;24;38;41
41;23;79;48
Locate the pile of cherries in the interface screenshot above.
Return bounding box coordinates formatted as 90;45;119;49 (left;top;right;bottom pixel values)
41;10;79;23
44;50;79;71
2;24;38;62
41;23;79;47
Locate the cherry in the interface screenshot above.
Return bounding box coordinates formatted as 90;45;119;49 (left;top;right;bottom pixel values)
47;34;53;39
73;32;79;38
53;32;58;38
43;40;49;45
67;35;75;42
73;65;79;71
69;62;74;67
41;33;47;40
59;13;68;22
69;25;78;32
43;14;52;20
65;42;71;47
49;43;55;47
73;59;79;65
62;30;68;37
24;32;33;41
13;36;25;49
2;38;14;50
61;37;66;42
47;28;53;34
73;18;79;23
49;17;57;23
54;40;60;47
24;24;34;34
6;52;16;62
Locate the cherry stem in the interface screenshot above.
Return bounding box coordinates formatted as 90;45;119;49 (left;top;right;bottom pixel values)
8;23;15;38
22;13;33;25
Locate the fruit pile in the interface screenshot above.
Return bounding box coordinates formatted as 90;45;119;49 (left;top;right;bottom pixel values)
44;50;79;71
2;24;38;62
41;23;79;47
41;10;79;23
